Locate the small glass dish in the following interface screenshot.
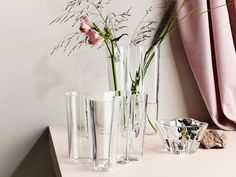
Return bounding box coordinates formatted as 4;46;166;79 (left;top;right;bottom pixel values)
157;118;208;154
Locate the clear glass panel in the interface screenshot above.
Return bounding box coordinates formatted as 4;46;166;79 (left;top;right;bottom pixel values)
115;95;132;164
129;93;148;161
64;92;93;164
143;46;160;134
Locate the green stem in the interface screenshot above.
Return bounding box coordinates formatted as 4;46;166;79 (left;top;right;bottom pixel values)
147;114;157;133
130;47;158;133
110;41;118;90
105;40;118;90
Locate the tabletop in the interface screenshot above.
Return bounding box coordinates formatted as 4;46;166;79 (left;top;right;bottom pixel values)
49;125;236;177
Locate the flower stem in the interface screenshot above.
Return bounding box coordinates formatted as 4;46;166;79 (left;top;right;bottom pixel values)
147;114;157;133
105;40;118;90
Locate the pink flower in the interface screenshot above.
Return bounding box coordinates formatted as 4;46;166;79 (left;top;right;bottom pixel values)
79;17;104;46
87;30;104;46
79;17;92;33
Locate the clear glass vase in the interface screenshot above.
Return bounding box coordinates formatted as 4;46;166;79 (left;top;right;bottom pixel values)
64;92;93;164
105;91;148;163
87;91;147;164
129;92;148;161
106;46;128;91
65;90;148;169
106;45;160;135
89;93;119;171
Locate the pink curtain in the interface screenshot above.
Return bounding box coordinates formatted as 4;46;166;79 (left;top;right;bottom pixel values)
177;0;236;130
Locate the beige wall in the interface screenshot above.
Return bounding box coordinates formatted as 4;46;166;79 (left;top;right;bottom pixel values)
0;0;211;176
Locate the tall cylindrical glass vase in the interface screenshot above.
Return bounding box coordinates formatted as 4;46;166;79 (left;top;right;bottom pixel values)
106;46;160;134
64;92;93;164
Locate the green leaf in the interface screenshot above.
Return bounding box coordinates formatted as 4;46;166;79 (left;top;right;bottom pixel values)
112;33;128;42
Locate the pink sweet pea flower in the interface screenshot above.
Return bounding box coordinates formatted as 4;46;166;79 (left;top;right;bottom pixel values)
79;17;92;33
87;30;104;46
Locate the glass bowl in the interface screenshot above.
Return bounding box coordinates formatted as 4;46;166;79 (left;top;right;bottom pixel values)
157;118;208;154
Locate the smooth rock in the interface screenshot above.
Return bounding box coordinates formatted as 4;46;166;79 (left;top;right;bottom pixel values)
200;129;227;149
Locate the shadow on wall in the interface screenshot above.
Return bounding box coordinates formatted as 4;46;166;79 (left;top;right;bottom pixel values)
169;29;214;125
11;128;61;177
33;55;62;98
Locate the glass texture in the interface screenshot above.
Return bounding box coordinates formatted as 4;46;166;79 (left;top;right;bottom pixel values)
129;93;148;161
107;46;160;134
90;99;117;171
65;92;93;164
157;118;208;154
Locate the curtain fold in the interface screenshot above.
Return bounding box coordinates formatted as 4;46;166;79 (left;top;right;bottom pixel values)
177;0;236;130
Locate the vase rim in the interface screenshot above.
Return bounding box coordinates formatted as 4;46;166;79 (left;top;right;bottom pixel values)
64;90;148;102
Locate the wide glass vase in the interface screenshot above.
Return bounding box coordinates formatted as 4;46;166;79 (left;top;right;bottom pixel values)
88;91;148;163
107;45;160;134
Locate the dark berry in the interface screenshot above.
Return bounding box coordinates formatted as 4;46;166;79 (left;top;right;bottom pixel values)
183;119;190;126
190;133;196;140
178;127;183;133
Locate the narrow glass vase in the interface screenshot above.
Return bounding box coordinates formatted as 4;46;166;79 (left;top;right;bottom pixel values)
64;92;93;165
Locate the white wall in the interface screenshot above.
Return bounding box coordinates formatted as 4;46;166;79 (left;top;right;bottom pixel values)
0;0;211;176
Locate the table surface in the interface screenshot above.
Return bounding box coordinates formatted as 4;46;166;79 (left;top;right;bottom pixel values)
49;125;236;177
